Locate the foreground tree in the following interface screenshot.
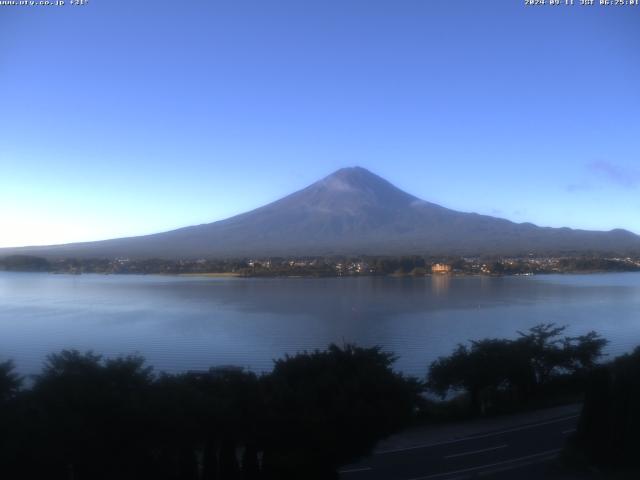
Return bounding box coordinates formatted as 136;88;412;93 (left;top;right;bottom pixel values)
572;347;640;472
150;367;264;480
0;360;22;473
427;339;531;414
427;324;607;415
0;344;421;479
262;344;422;479
19;350;155;480
0;360;21;403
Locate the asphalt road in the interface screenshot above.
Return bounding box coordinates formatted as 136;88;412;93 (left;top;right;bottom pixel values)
339;414;579;480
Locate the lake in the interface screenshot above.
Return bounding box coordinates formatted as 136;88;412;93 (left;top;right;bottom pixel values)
1;272;639;378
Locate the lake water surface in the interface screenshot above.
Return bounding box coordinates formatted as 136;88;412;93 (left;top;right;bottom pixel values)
1;272;639;377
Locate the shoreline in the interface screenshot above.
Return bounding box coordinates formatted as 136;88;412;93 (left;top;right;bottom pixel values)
176;272;243;278
2;270;640;279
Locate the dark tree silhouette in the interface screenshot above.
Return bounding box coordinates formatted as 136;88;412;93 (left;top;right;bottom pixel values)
427;324;607;415
428;339;531;414
516;323;569;385
0;360;21;403
573;347;640;471
261;344;421;479
5;332;612;479
21;350;155;479
0;343;421;479
0;359;23;476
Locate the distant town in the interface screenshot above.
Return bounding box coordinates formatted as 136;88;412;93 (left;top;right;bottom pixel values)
1;254;639;276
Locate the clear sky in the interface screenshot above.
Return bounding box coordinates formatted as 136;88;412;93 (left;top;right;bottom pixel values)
1;0;639;248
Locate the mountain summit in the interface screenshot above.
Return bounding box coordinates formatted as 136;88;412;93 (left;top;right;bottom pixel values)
3;167;640;258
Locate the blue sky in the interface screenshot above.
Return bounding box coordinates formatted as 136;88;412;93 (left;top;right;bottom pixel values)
1;0;639;247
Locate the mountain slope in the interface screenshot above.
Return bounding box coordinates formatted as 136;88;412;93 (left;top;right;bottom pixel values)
2;167;640;258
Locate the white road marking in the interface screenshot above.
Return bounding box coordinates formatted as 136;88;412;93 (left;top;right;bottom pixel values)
444;444;507;459
376;415;578;455
339;466;372;474
407;448;562;480
562;428;576;435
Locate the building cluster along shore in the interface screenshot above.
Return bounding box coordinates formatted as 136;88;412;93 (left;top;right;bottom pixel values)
1;254;639;277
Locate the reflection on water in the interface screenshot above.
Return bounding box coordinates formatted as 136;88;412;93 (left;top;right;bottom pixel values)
0;272;639;377
431;274;451;296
